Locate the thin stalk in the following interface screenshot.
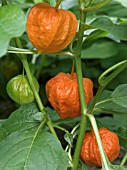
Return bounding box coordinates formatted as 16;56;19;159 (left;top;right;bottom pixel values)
8;50;35;54
7;49;74;57
55;0;61;9
15;38;57;138
99;60;127;85
87;114;110;169
35;54;46;79
101;61;127;87
53;125;69;134
82;0;112;12
120;152;127;166
21;56;57;138
88;60;127;114
71;3;88;170
87;85;104;114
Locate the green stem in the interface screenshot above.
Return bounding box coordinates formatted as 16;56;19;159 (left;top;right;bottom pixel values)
99;60;127;85
21;56;57;138
53;125;69;134
100;60;127;87
8;50;36;54
120;152;127;166
71;3;87;170
7;48;74;57
82;0;112;12
87;85;104;114
55;0;61;9
15;38;57;138
88;60;127;114
35;54;46;79
87;114;110;169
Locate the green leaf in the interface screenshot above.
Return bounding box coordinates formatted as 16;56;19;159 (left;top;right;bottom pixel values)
113;115;127;149
64;133;73;147
108;163;127;170
0;119;6;127
111;84;127;108
46;107;60;121
117;126;127;150
0;130;69;170
0;128;6;142
114;0;127;7
97;117;120;131
61;0;78;9
95;89;127;115
90;17;127;40
1;103;41;135
0;4;26;57
81;42;118;59
97;115;127;150
79;160;89;170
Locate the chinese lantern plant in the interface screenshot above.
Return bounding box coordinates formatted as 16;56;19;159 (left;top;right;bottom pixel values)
6;74;39;105
1;0;127;170
80;127;120;167
46;72;93;119
26;1;78;53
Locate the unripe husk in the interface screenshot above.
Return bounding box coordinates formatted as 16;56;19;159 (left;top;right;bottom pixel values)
6;75;39;105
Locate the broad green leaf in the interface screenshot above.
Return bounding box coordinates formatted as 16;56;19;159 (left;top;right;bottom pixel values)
0;128;6;142
85;29;107;40
97;115;127;149
0;130;69;170
95;99;127;115
78;160;89;170
97;115;127;131
64;133;73;147
117;126;127;150
0;4;26;57
46;107;60;121
90;17;127;40
95;89;127;115
108;163;127;170
113;115;127;149
114;0;127;7
33;0;45;4
0;119;6;127
61;0;78;9
97;117;120;131
81;42;118;59
1;103;42;135
111;84;127;108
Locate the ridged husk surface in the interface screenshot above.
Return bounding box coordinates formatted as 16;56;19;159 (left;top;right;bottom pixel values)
80;128;120;167
26;3;78;53
46;72;93;119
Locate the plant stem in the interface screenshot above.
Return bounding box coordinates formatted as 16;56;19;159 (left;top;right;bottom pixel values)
101;60;127;87
7;48;74;57
82;0;112;12
71;2;88;170
87;114;110;169
87;85;104;114
53;125;69;134
99;60;127;86
88;60;127;114
55;0;61;9
35;54;46;79
120;152;127;166
15;38;57;138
